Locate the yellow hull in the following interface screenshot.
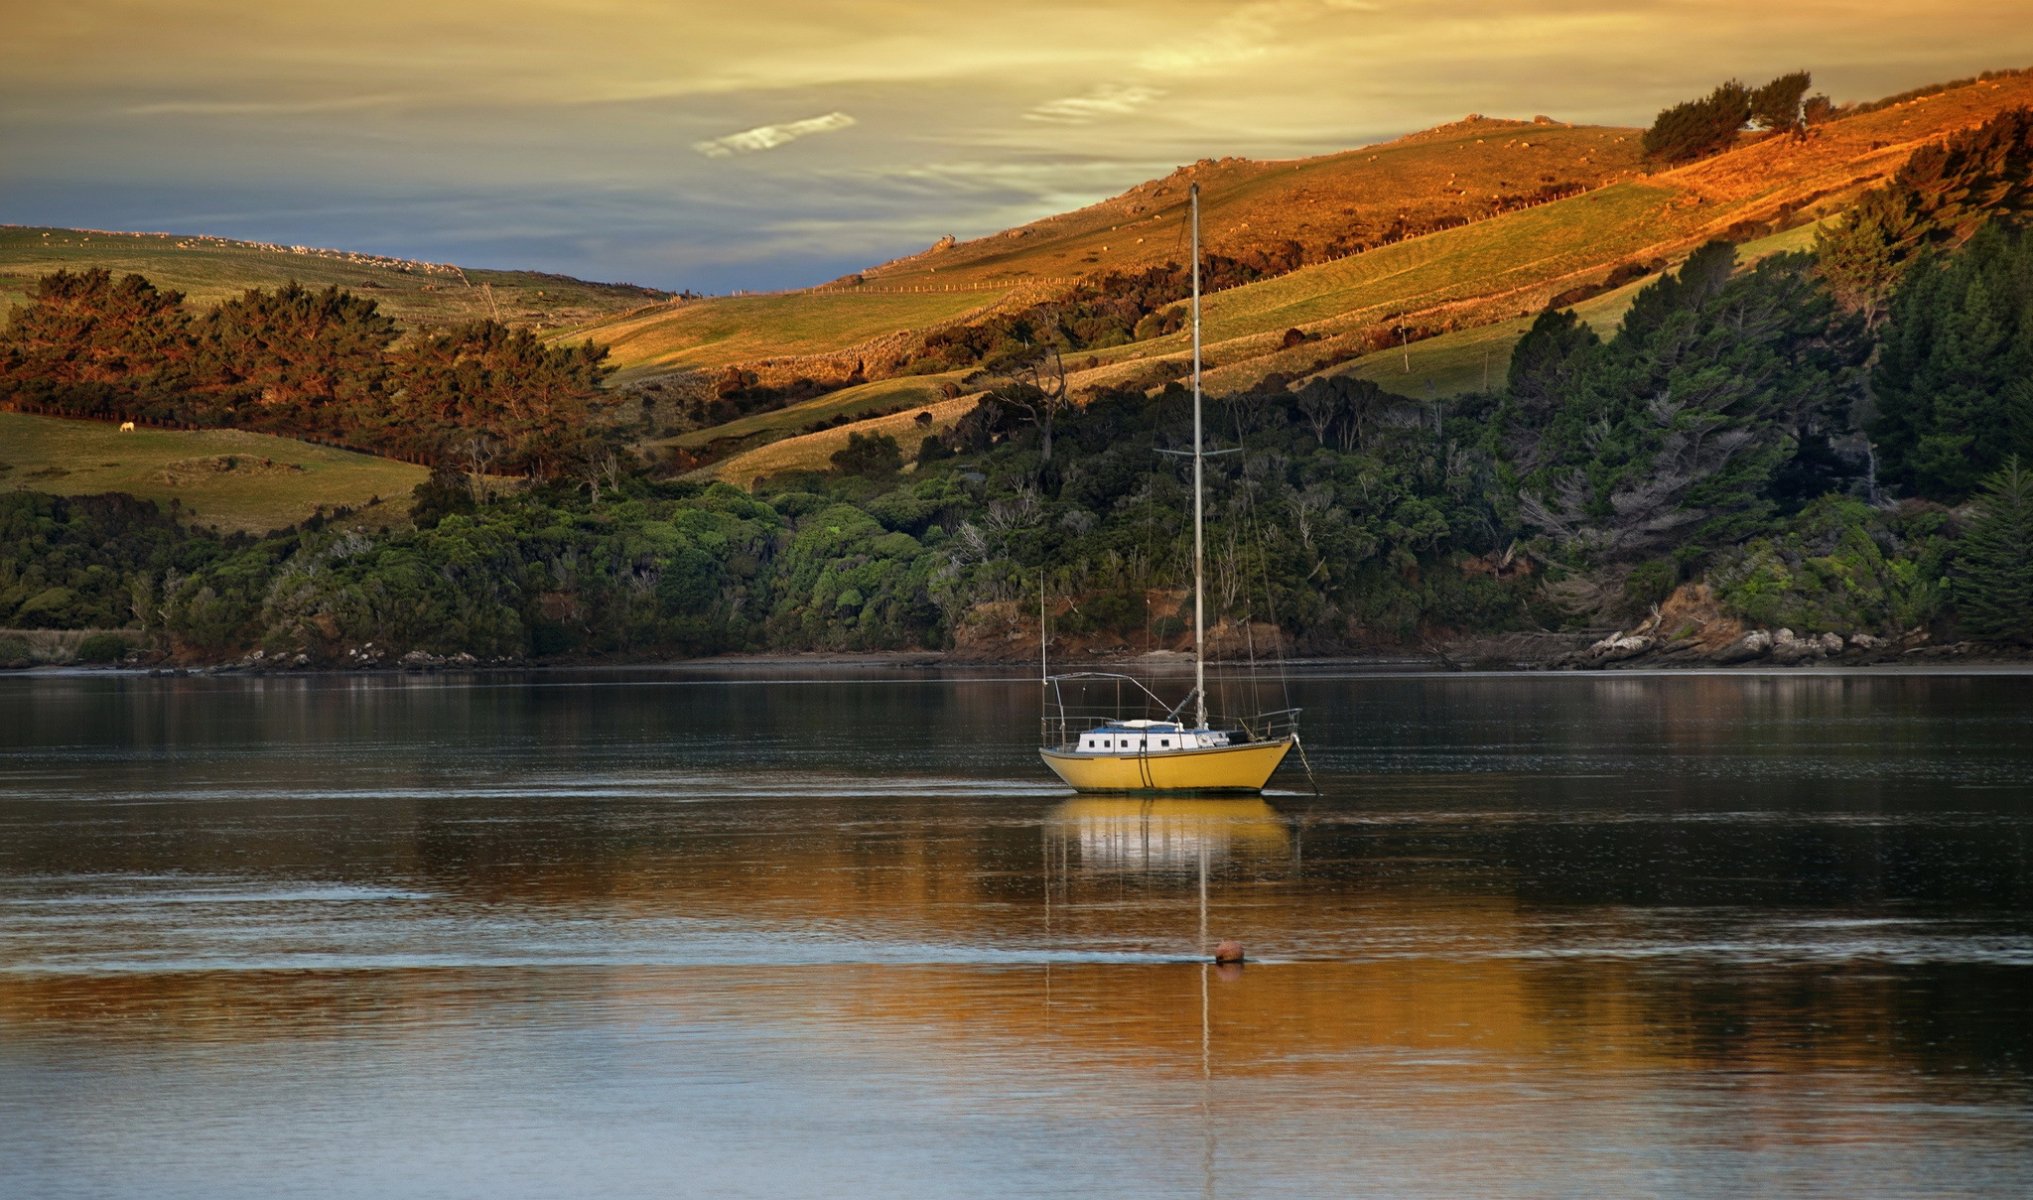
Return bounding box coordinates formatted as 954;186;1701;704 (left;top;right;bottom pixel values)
1040;737;1294;793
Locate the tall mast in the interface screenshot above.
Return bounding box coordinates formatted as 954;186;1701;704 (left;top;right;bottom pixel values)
1190;182;1207;731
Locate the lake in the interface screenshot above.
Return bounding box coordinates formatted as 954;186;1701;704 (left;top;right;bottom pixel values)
2;667;2030;1198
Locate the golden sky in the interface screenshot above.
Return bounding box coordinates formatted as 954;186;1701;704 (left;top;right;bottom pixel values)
5;1;2032;289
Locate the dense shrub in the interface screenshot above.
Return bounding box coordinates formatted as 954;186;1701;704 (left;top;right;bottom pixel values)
73;633;130;663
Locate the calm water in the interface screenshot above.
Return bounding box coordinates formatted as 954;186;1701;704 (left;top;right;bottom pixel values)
2;668;2031;1198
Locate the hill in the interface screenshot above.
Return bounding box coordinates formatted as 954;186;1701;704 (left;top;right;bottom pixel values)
0;226;663;332
675;69;2033;476
0;411;425;533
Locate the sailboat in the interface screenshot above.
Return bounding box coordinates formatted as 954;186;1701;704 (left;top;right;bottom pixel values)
1039;182;1300;793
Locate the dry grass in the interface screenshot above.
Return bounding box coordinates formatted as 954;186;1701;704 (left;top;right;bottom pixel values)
856;118;1649;289
578;289;1014;381
653;372;964;455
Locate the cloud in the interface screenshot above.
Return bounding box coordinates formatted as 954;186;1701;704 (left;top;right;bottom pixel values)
692;111;857;158
1024;84;1165;124
1138;0;1373;73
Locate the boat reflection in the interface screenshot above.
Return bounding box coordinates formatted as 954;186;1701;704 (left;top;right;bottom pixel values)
1042;797;1288;874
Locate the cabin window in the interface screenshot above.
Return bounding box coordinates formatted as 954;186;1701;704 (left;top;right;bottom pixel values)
1161;738;1172;747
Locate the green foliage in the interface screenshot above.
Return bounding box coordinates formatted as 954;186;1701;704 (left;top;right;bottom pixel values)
1817;108;2033;317
829;431;904;478
1870;222;2033;500
1711;496;1948;633
1504;243;1871;562
1751;72;1813;134
1643;80;1752;163
0;635;29;667
74;632;130;663
1;270;616;480
1621;559;1679;615
0;491;193;629
1955;455;2033;642
411;462;478;529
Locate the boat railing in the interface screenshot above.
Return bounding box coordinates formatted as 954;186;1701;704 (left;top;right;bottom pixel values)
1042;672;1301;748
1220;707;1302;744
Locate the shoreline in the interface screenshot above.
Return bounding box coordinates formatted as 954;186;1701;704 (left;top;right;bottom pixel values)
8;645;2033;679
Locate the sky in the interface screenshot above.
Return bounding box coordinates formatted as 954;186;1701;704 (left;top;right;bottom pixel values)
5;2;2032;293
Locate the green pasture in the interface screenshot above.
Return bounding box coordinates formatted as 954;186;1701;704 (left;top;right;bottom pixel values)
582;289;1012;380
654;373;963;457
0;412;424;533
696;396;980;486
0;226;658;332
1325;217;1831;398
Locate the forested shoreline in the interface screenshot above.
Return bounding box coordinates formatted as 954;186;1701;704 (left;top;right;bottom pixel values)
5;111;2033;671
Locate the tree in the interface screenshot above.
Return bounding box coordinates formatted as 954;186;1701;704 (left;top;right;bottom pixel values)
1817;107;2033;318
1513;244;1870;560
1500;307;1600;471
387;320;612;478
0;269;193;420
194;282;397;436
1643;80;1753;163
968;344;1072;468
1751;71;1813;135
1869;222;2033;500
1956;456;2033;642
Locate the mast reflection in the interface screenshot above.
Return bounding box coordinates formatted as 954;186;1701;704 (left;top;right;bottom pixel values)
1042;798;1288;875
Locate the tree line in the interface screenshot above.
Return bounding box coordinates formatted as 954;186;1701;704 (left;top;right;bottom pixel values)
9;214;2033;659
0;271;615;479
9;109;2033;661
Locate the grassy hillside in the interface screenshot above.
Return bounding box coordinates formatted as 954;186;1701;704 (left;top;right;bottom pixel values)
0;412;425;533
1324;220;1830;397
853;117;1649;288
0;227;662;332
696;395;980;487
652;373;961;457
582;288;1017;382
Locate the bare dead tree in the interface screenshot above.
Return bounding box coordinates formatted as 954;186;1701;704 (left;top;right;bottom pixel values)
967;346;1071;467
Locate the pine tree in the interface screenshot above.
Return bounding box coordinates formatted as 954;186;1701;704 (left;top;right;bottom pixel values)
1957;455;2033;642
1751;72;1812;134
1870;222;2033;500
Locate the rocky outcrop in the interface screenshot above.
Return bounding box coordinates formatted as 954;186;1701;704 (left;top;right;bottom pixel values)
1550;584;1934;669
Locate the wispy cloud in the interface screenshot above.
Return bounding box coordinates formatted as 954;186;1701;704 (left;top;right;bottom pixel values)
692;111;857;158
1138;0;1373;73
1024;84;1165;125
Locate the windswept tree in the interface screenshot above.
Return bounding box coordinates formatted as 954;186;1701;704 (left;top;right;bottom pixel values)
1818;107;2033;319
968;344;1072;468
193;281;398;436
1508;242;1871;560
1869;222;2033;500
388;320;613;479
0;269;193;420
1498;307;1601;472
1751;71;1813;135
1643;80;1753;163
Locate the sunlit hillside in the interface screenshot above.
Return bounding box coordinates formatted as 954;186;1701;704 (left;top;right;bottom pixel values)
581;288;1018;384
855;117;1647;288
687;70;2033;477
0;226;663;332
0;412;425;534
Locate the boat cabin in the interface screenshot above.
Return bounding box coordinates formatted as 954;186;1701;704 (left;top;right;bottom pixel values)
1073;719;1231;755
